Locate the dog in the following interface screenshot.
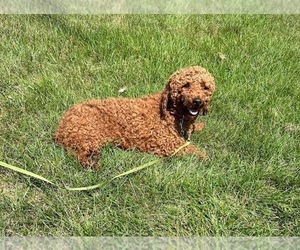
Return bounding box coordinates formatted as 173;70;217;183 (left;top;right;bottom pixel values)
54;66;215;168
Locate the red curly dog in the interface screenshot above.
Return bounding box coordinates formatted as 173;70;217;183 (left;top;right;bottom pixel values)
55;66;215;168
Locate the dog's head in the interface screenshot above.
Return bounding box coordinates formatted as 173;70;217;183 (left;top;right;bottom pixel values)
161;66;215;121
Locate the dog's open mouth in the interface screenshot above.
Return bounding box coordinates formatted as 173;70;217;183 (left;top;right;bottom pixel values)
186;105;208;117
188;108;200;116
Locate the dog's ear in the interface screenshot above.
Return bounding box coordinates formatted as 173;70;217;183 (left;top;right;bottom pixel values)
160;88;169;118
161;74;177;118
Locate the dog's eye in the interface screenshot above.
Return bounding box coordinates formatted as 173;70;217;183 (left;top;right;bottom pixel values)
183;83;190;88
203;85;209;90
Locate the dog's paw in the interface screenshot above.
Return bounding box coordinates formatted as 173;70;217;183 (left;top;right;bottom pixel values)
194;122;205;132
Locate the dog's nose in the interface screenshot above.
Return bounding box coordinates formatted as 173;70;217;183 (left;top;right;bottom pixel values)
193;99;202;107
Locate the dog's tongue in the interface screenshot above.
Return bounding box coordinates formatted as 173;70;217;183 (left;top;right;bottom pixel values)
188;109;199;116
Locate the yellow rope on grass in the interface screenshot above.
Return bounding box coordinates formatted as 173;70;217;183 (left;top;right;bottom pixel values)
0;141;190;191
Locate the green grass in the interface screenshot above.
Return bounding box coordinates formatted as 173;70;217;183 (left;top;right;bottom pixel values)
0;15;299;236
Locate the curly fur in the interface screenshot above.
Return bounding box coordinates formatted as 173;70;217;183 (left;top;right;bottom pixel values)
54;66;215;168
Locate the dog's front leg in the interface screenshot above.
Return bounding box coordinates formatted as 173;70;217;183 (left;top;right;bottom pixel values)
185;121;205;138
174;143;207;160
193;121;205;132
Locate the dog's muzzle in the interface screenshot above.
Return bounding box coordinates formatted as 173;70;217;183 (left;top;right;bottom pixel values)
187;98;202;116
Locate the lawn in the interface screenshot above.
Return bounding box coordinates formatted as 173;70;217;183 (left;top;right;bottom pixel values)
0;15;299;236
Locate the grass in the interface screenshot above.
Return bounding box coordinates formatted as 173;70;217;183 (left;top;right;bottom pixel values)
0;15;299;236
